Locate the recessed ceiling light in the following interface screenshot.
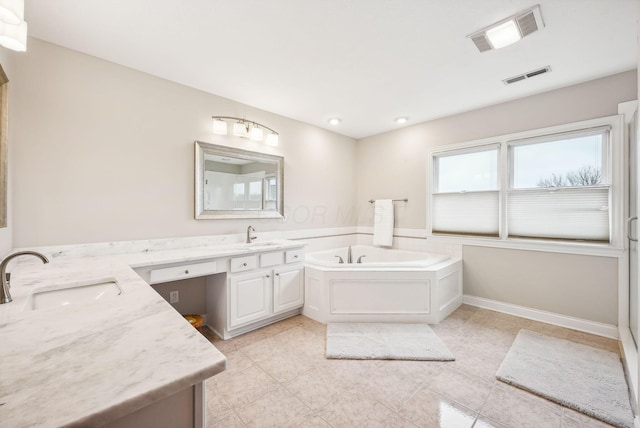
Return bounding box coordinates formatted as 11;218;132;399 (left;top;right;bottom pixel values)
395;117;408;124
328;118;341;126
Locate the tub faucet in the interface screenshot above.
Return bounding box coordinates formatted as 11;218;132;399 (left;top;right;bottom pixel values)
357;255;367;264
347;246;352;264
246;225;257;244
0;251;50;304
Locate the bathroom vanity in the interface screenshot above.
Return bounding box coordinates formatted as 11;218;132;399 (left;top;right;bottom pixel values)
132;241;306;339
0;238;305;427
208;246;305;338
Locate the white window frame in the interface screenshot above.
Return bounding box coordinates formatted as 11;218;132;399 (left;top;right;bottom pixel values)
426;115;625;257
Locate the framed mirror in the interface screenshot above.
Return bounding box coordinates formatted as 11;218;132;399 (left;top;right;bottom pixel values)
195;141;284;219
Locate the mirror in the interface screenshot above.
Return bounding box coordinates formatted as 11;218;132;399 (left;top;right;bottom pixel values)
195;141;284;219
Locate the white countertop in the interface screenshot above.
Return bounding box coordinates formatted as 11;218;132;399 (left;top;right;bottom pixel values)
0;239;305;427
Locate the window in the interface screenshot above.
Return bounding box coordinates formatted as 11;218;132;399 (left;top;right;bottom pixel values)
428;115;623;248
508;129;609;242
432;147;500;236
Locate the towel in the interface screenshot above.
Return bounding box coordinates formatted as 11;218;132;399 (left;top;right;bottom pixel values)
373;199;394;246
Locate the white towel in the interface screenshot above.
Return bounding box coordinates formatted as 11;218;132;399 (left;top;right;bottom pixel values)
373;199;394;247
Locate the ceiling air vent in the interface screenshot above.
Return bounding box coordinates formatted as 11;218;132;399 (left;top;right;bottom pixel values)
503;66;551;85
467;4;545;52
516;9;539;37
471;34;492;53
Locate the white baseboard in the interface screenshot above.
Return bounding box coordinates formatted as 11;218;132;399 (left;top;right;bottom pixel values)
463;295;619;339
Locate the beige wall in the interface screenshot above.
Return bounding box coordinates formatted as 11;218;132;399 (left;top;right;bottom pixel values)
357;70;637;229
463;246;619;325
356;71;637;325
0;47;12;256
10;39;357;247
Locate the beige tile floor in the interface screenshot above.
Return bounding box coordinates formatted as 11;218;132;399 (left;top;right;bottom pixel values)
202;305;624;428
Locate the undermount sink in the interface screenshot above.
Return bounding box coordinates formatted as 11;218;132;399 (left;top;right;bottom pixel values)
24;279;122;311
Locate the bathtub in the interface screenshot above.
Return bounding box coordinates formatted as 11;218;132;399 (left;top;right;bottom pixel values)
303;245;462;324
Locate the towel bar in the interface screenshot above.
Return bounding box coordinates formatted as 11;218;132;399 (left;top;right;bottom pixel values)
368;198;408;204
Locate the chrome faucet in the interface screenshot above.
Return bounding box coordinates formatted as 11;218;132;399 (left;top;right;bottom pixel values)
0;251;50;304
246;225;257;244
334;255;344;264
347;246;352;264
357;255;367;264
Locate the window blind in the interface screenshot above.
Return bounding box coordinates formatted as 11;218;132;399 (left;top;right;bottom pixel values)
507;187;609;242
432;191;499;237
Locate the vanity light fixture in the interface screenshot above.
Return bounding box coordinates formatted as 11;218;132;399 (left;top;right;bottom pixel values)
328;117;341;126
394;117;408;124
211;116;279;146
467;4;544;52
0;0;27;52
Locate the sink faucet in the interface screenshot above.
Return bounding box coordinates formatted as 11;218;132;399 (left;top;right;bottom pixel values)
246;225;257;244
0;251;50;304
347;246;352;264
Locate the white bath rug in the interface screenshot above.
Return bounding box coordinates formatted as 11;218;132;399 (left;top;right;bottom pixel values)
325;323;454;361
496;329;634;428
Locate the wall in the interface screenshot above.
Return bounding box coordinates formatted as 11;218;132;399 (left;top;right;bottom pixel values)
10;38;357;247
356;70;637;325
0;47;12;256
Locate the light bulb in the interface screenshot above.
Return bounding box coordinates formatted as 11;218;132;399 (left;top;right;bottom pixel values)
0;19;26;52
0;0;24;25
266;133;279;146
250;125;264;141
212;118;228;135
233;121;247;137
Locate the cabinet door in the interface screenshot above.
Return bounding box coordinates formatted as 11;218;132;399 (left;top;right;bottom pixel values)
273;266;304;314
229;271;271;328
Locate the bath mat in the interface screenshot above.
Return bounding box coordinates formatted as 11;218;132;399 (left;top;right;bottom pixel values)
496;329;633;428
325;323;454;361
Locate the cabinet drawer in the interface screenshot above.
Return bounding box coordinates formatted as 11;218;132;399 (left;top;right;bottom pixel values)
260;251;284;268
230;255;258;273
285;249;304;264
149;261;217;284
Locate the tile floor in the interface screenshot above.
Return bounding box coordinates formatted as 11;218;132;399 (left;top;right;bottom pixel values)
202;305;624;427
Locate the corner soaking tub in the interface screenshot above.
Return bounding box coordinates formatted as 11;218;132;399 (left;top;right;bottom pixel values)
303;245;462;324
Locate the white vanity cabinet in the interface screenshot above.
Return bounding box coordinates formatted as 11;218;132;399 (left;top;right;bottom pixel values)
208;247;305;339
273;265;304;313
228;270;272;328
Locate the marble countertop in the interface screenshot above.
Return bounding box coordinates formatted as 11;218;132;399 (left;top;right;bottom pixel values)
0;239;304;427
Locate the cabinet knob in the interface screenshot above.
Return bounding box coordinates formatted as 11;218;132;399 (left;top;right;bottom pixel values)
266;274;270;278
184;270;189;274
294;255;298;259
275;273;280;276
242;263;247;267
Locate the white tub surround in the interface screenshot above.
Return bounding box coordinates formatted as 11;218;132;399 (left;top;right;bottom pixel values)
303;246;462;324
0;238;305;427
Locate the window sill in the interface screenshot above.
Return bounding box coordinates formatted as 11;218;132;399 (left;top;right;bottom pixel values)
426;234;624;258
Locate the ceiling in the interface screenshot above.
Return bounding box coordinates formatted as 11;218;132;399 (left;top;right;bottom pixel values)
24;0;638;139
